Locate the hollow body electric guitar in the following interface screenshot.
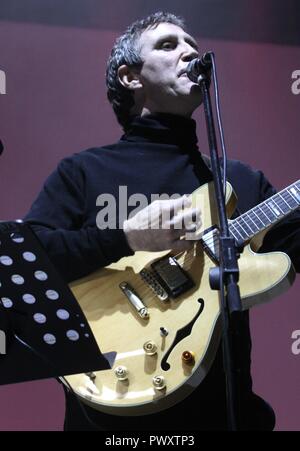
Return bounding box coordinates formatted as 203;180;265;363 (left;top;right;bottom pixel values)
65;180;299;415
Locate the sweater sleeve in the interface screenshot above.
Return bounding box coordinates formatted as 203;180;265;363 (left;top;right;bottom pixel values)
24;157;133;282
256;171;300;273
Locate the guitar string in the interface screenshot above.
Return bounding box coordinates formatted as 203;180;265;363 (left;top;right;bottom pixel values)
209;183;299;244
130;184;300;303
192;191;299;249
136;185;300;264
165;186;299;272
134;258;212;304
132;248;211;301
180;180;299;260
149;186;293;268
134;194;298;301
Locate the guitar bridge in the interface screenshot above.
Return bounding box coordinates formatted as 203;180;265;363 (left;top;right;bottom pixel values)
140;269;169;302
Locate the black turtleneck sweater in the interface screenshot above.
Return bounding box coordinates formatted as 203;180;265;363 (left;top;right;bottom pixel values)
25;113;300;280
24;114;300;430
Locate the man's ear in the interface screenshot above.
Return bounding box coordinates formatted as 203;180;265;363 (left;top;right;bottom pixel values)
118;65;143;90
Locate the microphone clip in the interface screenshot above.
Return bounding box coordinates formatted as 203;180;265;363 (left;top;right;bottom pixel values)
186;52;213;83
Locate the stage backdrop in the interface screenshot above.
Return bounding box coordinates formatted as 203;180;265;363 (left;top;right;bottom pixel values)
0;1;299;431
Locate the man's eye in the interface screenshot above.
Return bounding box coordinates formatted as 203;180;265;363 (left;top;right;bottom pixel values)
160;41;176;50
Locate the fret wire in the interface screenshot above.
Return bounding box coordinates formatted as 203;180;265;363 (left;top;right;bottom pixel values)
279;199;296;212
289;188;300;204
262;201;280;220
236;217;252;236
202;207;289;252
269;197;284;215
278;192;291;209
258;182;300;221
273;195;290;213
250;209;265;227
287;191;300;208
179;183;300;263
238;216;255;235
288;182;299;191
273;201;288;215
229;222;244;240
203;207;295;252
256;205;272;223
252;206;268;225
229;223;245;241
245;211;260;231
281;190;298;208
291;186;300;202
274;196;287;208
201;181;300;253
273;191;299;213
276;201;289;213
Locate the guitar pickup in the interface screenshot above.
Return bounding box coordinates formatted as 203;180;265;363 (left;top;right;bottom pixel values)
151;256;194;298
119;282;149;319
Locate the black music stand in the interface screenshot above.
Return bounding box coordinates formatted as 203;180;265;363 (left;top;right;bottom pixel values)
0;220;115;385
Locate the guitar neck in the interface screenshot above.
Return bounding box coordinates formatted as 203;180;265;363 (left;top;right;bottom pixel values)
229;180;300;242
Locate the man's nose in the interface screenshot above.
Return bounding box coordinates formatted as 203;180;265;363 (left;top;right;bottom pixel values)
181;44;198;62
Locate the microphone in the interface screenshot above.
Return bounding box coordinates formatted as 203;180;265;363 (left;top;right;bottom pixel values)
186;53;212;83
0;140;3;156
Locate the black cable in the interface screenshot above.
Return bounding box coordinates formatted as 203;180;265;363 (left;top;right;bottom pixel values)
209;52;228;195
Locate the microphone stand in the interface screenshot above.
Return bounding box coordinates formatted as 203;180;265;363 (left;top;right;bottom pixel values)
196;55;243;431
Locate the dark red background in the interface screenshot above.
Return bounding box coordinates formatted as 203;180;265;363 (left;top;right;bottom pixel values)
0;1;299;431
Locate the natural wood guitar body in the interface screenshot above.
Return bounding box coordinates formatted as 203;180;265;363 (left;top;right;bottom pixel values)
64;182;295;415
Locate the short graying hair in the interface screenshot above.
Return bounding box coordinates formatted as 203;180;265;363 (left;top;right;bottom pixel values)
106;12;185;130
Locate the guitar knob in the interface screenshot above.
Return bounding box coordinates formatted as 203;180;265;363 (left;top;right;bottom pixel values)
143;340;157;355
152;375;166;390
114;365;128;381
181;350;195;365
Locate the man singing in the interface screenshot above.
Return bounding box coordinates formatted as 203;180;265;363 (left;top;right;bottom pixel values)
25;12;300;430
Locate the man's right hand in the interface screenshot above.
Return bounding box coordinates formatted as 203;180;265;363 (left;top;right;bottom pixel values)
123;195;202;253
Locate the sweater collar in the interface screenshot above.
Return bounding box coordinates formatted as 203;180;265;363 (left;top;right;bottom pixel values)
122;113;198;150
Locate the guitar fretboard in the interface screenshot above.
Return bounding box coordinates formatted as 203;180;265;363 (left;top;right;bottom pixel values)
229;180;300;242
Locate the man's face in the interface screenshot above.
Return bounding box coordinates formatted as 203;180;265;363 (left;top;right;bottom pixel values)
137;22;202;116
